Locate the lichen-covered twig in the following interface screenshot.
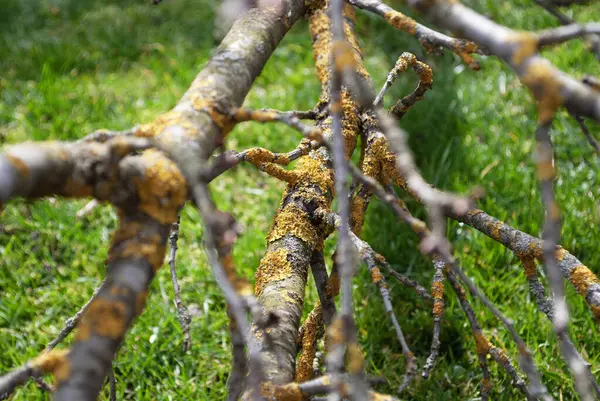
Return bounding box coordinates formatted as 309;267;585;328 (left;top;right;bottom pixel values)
400;0;600;123
348;0;482;70
421;258;445;379
446;270;533;400
168;216;192;352
0;350;69;400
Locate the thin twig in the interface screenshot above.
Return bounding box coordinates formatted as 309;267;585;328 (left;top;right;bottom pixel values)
168;216;192;352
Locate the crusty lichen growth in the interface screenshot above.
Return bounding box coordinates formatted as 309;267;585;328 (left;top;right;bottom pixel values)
431;280;445;317
508;32;539;67
520;256;538;279
31;349;71;385
134;149;188;225
295;302;323;383
266;203;321;248
261;382;304;401
4;154;29;178
76;298;128;341
383;10;417;35
109;218;166;273
522;60;563;124
255;248;293;296
346;343;365;374
135;110;197;140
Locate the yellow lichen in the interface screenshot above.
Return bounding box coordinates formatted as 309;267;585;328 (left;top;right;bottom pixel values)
569;264;600;296
267;203;319;248
254;248;293;296
63;177;94;198
191;97;235;134
383;10;417;35
296;303;323;383
76;298;128;340
309;8;332;87
111;231;166;273
261;382;304;401
520;256;538;279
136;290;148;315
370;267;384;284
350;194;368;234
134;149;187;225
346;343;364;374
508;32;539;66
473;331;491;356
522;60;563;124
5;154;29;177
136;111;191;139
296;156;334;193
31;349;71;385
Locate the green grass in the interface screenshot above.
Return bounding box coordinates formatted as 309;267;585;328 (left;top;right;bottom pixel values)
1;0;599;400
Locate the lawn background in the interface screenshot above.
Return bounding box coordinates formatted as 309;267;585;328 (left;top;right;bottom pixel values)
1;0;599;399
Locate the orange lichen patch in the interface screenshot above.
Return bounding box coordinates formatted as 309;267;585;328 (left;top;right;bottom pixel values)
192;97;236;134
507;32;539;67
522;61;563;123
453;40;480;71
76;298;128;341
246;148;290;165
31;349;72;385
295;156;334;193
31;349;69;374
326;316;344;349
232;109;279;123
257;163;298;183
134;149;187;225
370;267;384;284
569;265;600;296
433;299;444;318
383;10;417;35
488;220;504;242
266;203;319;248
112;232;167;273
326;270;340;298
346;343;364;374
254;248;293;296
431;280;445;317
473;331;491;356
535;160;555;182
5;154;29;177
370;392;396;401
296;303;323;383
63;177;94;198
333;40;357;73
136;290;148;315
135;111;190;138
261;382;304;401
431;281;445;300
520;256;538;279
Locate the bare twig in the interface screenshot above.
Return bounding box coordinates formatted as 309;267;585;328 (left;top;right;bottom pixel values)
47;282;104;351
168;216;192;352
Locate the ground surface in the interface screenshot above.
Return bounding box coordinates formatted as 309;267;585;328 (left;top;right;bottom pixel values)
1;0;599;400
